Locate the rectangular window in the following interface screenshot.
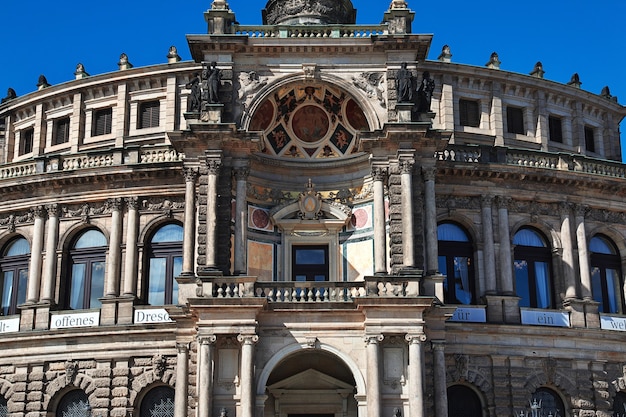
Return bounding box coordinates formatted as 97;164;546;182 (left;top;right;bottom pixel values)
92;108;113;136
506;106;525;134
459;99;480;127
19;128;34;155
292;245;329;281
548;116;563;143
585;126;595;152
53;117;70;145
139;101;160;129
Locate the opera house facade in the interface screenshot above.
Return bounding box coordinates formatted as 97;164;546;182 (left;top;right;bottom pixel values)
0;1;625;417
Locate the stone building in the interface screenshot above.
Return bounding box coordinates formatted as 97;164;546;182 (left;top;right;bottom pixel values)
0;1;625;417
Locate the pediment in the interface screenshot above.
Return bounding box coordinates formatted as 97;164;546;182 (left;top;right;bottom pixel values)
267;368;354;392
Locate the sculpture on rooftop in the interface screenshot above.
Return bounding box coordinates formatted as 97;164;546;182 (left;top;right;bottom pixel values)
185;73;202;112
37;75;50;90
202;62;222;104
416;71;435;113
396;62;415;103
1;88;16;104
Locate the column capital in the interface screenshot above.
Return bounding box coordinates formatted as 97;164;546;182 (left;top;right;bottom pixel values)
480;194;493;207
199;335;217;345
371;167;388;182
421;166;437;181
46;203;60;217
364;334;384;345
176;342;190;353
574;204;589;218
405;334;427;344
107;197;123;211
237;334;259;345
400;160;414;174
495;196;512;210
125;196;140;210
183;167;200;182
431;340;445;351
558;201;572;216
32;205;46;218
233;166;250;181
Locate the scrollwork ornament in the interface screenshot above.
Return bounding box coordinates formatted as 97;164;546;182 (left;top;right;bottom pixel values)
364;334;384;345
237;334;259;345
405;334;427;344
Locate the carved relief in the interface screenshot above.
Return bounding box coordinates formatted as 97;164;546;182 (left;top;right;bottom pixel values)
352;72;386;107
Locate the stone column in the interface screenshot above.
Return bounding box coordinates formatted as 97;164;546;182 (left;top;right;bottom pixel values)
481;195;497;294
400;160;415;268
575;205;592;300
238;334;259;417
123;197;139;296
559;202;577;300
174;343;189;417
205;154;222;269
182;168;198;276
365;335;384;417
105;198;123;297
432;341;448;417
26;206;45;303
197;335;217;417
233;166;250;275
406;334;426;417
372;167;388;274
422;167;438;274
41;204;59;303
496;197;514;294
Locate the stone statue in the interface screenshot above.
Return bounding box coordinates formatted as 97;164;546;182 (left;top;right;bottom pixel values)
396;62;414;103
37;75;50;90
416;71;435;113
1;88;16;104
203;62;221;104
185;73;202;112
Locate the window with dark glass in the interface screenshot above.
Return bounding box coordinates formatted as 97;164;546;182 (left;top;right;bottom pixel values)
531;388;565;417
139;101;160;129
292;245;329;281
19;127;34;155
613;391;626;417
140;386;175;417
548;116;563;143
438;222;475;305
514;228;553;309
64;229;107;310
506;106;525;134
585;126;595;152
448;385;482;417
459;99;480;127
53;116;70;145
56;390;89;417
0;396;6;417
92;107;113;136
590;235;623;314
145;223;183;305
0;237;29;316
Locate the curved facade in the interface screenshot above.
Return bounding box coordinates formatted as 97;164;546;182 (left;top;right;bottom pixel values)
0;1;626;417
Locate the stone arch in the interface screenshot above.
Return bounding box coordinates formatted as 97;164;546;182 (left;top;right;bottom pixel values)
130;372;176;410
242;72;382;134
0;377;14;404
523;367;578;411
256;341;366;397
58;220;110;254
44;371;97;411
137;214;184;246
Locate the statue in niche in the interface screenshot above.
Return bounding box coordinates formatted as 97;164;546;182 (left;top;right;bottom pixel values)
396;62;415;103
416;71;435;113
202;62;221;104
1;88;16;103
185;72;202;112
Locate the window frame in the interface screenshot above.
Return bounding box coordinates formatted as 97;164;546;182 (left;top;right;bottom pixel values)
18;127;34;156
590;235;624;314
584;125;596;152
513;227;554;309
144;223;183;306
63;229;107;310
292;245;330;282
437;222;476;305
459;99;480;128
138;100;161;129
506;106;525;135
0;237;30;316
52;116;71;145
548;115;563;143
92;107;113;137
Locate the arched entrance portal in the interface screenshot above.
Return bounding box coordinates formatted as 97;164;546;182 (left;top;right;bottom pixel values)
260;346;362;417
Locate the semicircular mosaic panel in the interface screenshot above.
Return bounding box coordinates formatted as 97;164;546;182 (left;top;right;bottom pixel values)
249;83;369;159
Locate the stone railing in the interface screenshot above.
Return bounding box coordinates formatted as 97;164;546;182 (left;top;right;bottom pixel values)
436;145;626;180
62;153;117;171
208;275;420;302
0;161;39;179
234;24;387;39
140;147;185;164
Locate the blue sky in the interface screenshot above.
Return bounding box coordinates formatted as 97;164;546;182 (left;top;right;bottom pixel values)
1;0;625;156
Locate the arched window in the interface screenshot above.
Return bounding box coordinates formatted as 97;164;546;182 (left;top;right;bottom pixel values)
140;386;175;417
0;237;30;316
514;228;553;309
613;391;626;417
145;223;183;305
56;390;89;417
531;387;565;417
590;235;624;314
447;385;482;417
65;229;107;310
438;222;475;304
